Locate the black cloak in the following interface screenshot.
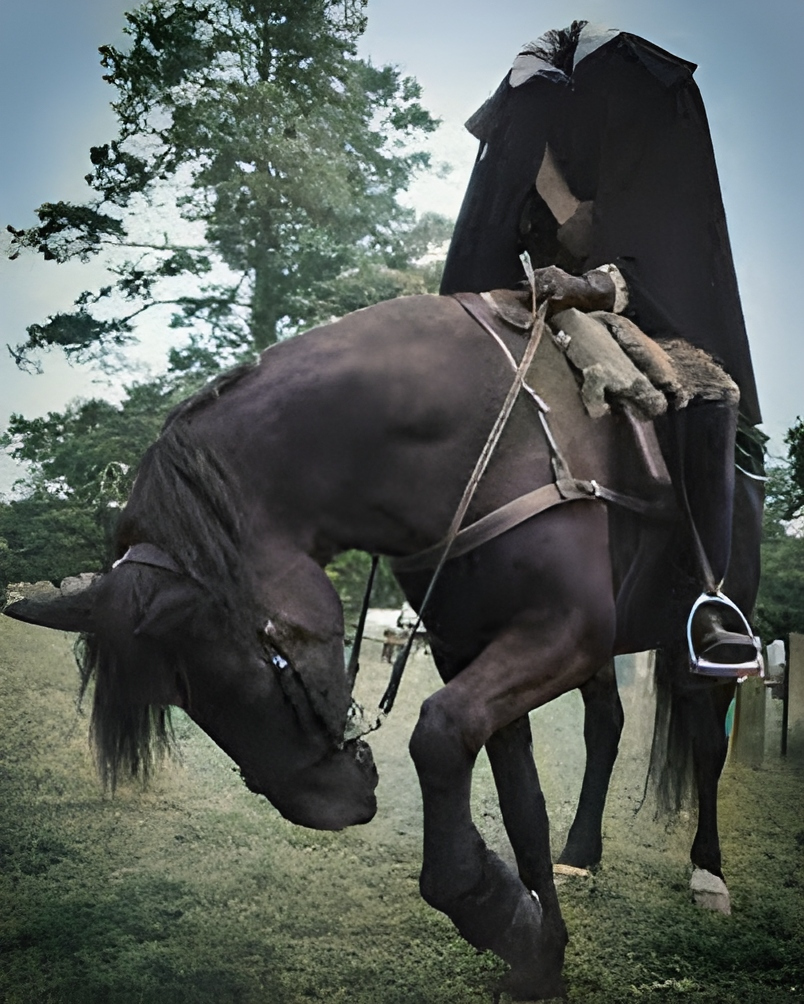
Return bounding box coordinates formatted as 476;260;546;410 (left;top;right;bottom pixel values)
440;24;761;426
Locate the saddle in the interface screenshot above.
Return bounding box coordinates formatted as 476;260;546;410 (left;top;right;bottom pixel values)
480;288;740;420
392;290;753;666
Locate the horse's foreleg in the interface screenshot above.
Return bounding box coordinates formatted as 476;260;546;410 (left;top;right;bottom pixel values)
407;503;615;998
557;659;623;868
486;716;559;903
409;698;554;998
485;716;568;975
410;624;613;998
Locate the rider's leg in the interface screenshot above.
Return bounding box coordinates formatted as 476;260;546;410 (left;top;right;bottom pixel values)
671;400;759;669
679;399;736;586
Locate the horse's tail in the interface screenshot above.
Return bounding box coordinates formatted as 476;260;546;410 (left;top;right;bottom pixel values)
646;640;696;812
646;637;736;816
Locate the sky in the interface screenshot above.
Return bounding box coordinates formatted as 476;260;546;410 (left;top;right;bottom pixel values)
1;0;802;494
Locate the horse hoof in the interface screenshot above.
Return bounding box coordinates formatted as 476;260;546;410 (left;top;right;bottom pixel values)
555;839;601;871
690;867;731;915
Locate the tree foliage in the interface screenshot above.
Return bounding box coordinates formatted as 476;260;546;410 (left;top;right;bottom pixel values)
2;2;450;592
753;433;804;642
0;375;203;584
783;416;804;518
7;0;448;368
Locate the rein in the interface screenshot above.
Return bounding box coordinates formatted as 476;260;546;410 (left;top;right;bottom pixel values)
376;298;550;716
345;554;379;683
357;286;676;722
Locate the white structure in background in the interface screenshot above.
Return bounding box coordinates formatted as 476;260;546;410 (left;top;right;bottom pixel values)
765;638;786;687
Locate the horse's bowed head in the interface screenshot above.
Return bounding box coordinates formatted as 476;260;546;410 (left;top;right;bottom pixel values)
4;557;379;833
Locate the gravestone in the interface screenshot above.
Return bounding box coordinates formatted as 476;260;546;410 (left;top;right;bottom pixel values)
731;676;765;766
764;639;786;757
787;632;804;762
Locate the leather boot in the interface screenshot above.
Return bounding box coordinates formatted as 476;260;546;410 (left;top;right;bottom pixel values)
672;401;761;675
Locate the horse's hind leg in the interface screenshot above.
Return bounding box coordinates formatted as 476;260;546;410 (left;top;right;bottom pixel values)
485;716;568;975
688;680;735;913
557;659;624;869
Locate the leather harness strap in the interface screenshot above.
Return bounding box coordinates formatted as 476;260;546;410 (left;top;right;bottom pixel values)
391;477;675;574
453;291;550;413
391;483;586;574
390;294;676;576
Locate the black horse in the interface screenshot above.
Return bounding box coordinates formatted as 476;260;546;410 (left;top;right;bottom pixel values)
4;289;759;999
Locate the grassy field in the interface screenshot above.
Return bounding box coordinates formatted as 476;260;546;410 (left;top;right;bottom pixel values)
1;614;802;1003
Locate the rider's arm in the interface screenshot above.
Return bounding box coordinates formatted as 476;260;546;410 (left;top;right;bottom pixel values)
530;263;627;314
589;263;628;313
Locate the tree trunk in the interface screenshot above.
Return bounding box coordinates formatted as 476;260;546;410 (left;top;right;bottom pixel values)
250;261;280;350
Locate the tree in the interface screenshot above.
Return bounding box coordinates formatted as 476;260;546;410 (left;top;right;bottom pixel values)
7;0;448;372
0;374;201;584
753;429;804;642
783;417;804;518
2;2;447;598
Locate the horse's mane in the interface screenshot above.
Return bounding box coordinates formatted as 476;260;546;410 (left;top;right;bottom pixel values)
81;376;260;788
77;596;181;790
160;359;258;432
117;422;249;619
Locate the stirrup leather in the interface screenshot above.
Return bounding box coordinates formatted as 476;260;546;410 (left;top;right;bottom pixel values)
687;592;763;678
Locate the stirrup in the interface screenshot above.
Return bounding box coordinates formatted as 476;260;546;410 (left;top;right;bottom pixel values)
687;592;763;678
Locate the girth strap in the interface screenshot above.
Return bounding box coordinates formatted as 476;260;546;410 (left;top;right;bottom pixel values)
391;477;675;574
391;483;586;574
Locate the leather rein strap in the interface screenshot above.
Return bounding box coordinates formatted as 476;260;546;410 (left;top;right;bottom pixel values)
378;298;549;714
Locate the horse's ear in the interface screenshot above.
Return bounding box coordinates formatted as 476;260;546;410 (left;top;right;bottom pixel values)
3;579;99;633
134;574;208;640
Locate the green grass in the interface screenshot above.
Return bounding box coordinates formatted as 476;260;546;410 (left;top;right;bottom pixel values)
1;617;802;1002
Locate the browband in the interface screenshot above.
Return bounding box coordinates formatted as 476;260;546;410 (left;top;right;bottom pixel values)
112;543;183;575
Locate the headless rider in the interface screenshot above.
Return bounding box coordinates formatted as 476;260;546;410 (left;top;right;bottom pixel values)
440;22;763;672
